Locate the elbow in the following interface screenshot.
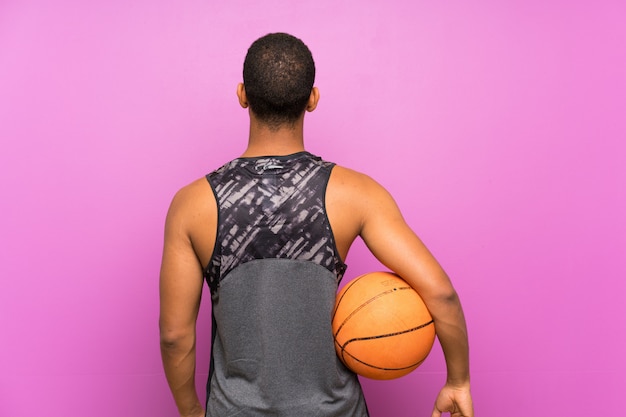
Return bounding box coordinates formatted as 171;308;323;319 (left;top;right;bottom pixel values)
425;287;463;314
160;333;182;352
159;323;195;352
439;288;460;305
427;284;460;305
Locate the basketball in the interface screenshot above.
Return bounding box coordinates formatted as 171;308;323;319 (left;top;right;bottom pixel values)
332;271;436;380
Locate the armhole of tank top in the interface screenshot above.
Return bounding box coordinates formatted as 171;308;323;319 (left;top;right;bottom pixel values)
323;164;348;270
203;174;221;276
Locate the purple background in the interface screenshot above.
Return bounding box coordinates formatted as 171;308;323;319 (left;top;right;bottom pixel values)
1;1;624;416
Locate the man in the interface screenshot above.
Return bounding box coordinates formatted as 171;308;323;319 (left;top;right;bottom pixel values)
160;33;473;417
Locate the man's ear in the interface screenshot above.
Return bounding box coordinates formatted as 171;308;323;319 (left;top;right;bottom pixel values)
306;87;320;112
237;83;249;108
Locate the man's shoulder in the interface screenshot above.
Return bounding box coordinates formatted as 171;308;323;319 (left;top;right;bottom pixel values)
327;164;397;218
167;177;215;225
329;164;383;191
173;177;212;201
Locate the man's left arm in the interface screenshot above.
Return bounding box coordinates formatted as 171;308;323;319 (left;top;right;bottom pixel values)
355;176;474;417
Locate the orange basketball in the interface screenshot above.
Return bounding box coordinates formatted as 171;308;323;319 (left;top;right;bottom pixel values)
332;271;436;380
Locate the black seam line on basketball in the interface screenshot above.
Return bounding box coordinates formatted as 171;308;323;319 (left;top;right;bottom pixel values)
342;349;428;371
340;319;434;346
333;286;414;337
342;349;428;372
332;278;362;320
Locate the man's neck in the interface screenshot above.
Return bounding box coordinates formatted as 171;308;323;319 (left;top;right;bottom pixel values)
241;115;306;157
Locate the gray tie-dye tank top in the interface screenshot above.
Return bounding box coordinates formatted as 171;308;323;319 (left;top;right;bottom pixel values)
203;152;368;417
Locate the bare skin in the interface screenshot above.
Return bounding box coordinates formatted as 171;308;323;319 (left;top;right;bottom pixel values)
159;85;474;417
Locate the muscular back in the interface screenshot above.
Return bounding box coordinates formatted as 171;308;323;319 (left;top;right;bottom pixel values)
183;164;372;271
172;158;439;303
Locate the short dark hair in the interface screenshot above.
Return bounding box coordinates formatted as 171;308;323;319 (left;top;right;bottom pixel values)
243;33;316;128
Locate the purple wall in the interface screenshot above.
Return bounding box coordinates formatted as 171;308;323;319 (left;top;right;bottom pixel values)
1;1;624;416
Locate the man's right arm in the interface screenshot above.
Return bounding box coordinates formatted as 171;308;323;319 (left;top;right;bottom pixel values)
159;185;206;417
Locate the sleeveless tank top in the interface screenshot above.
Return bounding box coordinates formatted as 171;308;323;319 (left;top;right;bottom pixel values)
203;152;368;417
